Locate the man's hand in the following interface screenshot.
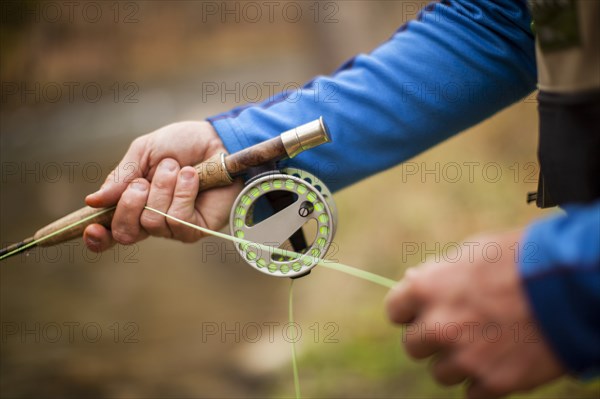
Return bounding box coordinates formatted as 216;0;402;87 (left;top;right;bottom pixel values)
83;121;243;252
385;231;565;398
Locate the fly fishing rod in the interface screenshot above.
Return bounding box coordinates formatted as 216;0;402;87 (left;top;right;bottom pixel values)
1;117;337;278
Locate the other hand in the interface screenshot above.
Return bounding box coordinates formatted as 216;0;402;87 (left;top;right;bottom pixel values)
385;230;565;398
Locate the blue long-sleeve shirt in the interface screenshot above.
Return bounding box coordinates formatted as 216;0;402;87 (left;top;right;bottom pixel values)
208;0;600;377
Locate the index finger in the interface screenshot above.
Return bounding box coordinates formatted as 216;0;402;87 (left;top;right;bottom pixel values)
385;268;423;324
85;139;147;207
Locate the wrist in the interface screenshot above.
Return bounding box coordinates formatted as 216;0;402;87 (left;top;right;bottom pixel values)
198;120;228;158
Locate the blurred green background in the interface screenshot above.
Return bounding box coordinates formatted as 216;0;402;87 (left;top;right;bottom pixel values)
1;1;598;398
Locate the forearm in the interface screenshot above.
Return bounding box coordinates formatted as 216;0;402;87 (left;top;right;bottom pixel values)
209;0;537;191
519;200;600;377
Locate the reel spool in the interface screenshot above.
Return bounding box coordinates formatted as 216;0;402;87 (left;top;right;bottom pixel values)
229;168;337;278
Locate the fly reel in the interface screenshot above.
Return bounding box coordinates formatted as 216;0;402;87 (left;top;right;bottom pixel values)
229;168;337;278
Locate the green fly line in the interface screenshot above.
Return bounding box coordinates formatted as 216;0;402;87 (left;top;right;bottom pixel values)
1;206;396;289
144;207;396;289
1;205;398;399
0;207;117;261
289;279;300;399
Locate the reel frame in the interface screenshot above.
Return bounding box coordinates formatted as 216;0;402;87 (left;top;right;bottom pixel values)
229;168;337;278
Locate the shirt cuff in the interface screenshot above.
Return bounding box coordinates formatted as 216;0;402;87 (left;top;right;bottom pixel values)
518;204;600;378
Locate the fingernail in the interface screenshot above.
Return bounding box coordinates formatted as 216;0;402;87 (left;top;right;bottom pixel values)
160;159;177;172
86;236;100;248
131;180;147;191
180;169;196;181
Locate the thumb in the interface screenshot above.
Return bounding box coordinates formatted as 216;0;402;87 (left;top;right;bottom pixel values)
385;268;422;324
86;139;147;207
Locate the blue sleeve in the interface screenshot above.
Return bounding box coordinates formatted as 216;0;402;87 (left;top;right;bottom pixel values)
520;201;600;378
206;0;600;378
207;0;537;191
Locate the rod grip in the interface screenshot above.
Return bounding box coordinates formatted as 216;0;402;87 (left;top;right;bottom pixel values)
34;206;115;247
195;153;233;190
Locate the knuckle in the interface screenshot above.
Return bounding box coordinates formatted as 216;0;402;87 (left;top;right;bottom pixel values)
480;377;507;396
178;233;201;244
140;211;162;230
173;188;193;201
160;157;178;168
166;214;184;231
431;358;462;386
384;292;397;313
119;196;138;209
167;121;186;130
105;169;118;185
404;345;422;360
164;215;199;243
410;276;428;300
112;229;136;245
166;204;185;217
432;370;451;386
403;337;428;359
403;268;422;291
433;375;449;387
152;177;173;191
454;352;478;376
130;136;145;151
407;266;425;283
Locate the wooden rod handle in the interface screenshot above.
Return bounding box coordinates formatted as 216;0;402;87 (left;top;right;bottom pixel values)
34;206;115;246
195;153;234;191
194;137;287;190
226;136;286;176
